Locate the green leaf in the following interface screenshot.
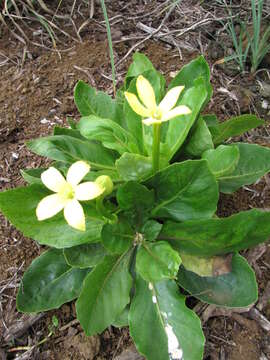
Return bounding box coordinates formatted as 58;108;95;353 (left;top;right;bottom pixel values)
160;209;270;257
168;55;212;103
180;253;233;277
117;181;155;211
28;135;117;170
129;276;205;360
64;243;106;268
165;81;208;160
74;80;123;125
116;153;152;181
141;220;163;241
53;126;85;140
0;185;104;248
184;117;214;157
219;143;270;193
17;249;89;312
202;144;240;178
101;218;134;254
203;114;220;138
76;252;133;335
125;52;155;87
136;241;181;282
78;115;139;155
21;168;44;185
147;161;218;221
212;114;264;145
112;306;129;328
178;253;258;307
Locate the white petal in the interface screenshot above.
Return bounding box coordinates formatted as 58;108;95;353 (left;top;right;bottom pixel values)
64;199;85;231
136;75;157;112
142;117;162;126
36;194;66;221
66;161;90;186
162;105;191;122
41;167;66;192
158;86;184;113
75;182;104;201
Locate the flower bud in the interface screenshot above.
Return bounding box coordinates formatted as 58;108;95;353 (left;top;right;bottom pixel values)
95;175;113;196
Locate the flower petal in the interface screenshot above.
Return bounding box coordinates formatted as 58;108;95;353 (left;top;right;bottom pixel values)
75;182;104;201
142;117;162;126
124;92;151;117
136;75;156;112
66;161;90;186
162;105;191;122
36;194;66;221
64;199;85;231
41;167;66;192
158;86;185;113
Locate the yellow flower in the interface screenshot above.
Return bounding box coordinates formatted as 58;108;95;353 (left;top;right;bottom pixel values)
124;75;191;126
36;161;104;231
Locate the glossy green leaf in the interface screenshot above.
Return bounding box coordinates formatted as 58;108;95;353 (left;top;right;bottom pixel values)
168;55;212;103
17;249;89;312
160;209;270;257
129;276;205;360
184;117;214;157
21;168;44;185
74;80;123;125
78;115;139;155
27;135;117;170
0;185;104;248
212;114;264;145
219;143;270;193
117;181;154;211
178;253;258;307
76;252;133;335
202;144;240;178
141;220;163;241
101;218;134;254
165;81;208;160
116;153;152;181
136;241;181;282
64;243;106;268
147;161;218;221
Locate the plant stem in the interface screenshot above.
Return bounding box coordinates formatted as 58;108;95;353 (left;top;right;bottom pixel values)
152;123;161;173
100;0;116;97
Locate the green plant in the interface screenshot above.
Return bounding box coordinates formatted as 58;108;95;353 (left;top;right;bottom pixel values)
1;54;270;360
223;0;270;73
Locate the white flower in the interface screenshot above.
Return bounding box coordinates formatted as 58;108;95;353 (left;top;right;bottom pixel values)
124;75;191;126
36;161;104;231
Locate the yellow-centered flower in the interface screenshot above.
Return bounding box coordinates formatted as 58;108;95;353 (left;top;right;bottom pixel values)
124;75;191;126
36;161;104;231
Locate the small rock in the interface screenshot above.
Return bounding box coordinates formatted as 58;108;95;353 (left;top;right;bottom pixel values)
262;99;269;109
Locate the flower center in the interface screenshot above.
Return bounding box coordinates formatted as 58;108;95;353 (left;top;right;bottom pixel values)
58;183;74;200
152;107;162;120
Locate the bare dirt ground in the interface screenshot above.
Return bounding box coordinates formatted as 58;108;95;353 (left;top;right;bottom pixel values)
0;1;270;359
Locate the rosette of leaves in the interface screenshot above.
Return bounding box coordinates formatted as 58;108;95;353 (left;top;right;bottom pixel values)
1;53;270;360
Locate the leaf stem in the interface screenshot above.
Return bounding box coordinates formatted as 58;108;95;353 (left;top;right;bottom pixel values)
152;123;161;173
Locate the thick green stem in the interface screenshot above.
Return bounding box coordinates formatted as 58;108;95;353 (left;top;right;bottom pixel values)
152;123;161;173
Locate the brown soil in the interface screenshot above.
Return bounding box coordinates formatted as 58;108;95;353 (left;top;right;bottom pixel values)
1;1;270;359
